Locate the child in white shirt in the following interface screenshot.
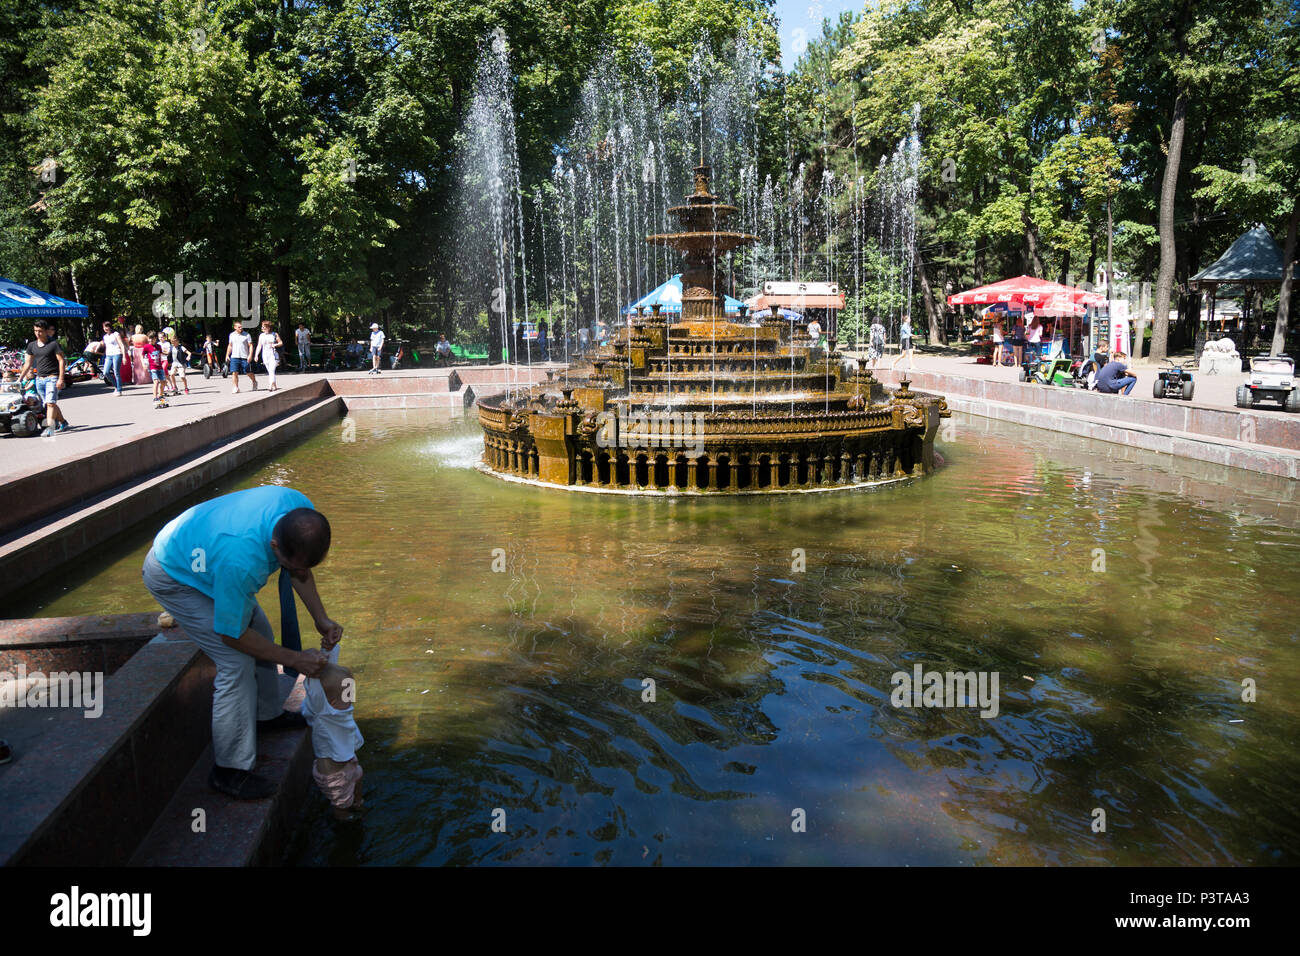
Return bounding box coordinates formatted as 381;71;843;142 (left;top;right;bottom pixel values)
301;646;365;821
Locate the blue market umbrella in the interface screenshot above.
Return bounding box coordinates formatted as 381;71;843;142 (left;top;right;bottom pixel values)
623;274;746;315
0;278;88;318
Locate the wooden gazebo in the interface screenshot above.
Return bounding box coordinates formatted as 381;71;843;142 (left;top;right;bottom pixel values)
1190;225;1299;358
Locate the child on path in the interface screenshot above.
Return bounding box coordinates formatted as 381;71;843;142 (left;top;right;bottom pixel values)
145;331;167;408
170;332;191;395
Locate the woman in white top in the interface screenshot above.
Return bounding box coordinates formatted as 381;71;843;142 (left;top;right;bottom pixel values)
991;320;1005;367
255;320;284;391
1025;310;1043;362
101;320;127;395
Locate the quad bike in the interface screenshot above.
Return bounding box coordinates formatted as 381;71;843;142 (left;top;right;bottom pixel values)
0;381;46;437
1154;361;1195;401
62;352;100;390
1237;355;1300;412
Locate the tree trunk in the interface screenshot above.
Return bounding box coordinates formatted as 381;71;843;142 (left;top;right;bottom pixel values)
276;256;291;344
1085;231;1098;291
1272;195;1299;356
1151;90;1189;362
1023;205;1044;277
1133;281;1150;361
916;249;946;345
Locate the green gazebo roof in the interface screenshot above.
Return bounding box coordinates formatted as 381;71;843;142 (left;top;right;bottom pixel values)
1191;225;1300;285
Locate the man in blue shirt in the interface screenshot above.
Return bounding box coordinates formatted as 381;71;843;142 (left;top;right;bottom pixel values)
142;486;341;799
1096;351;1137;395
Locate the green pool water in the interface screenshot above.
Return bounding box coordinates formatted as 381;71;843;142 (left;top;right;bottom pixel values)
15;409;1300;865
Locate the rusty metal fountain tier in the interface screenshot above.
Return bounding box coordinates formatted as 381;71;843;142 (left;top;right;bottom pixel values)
477;162;950;494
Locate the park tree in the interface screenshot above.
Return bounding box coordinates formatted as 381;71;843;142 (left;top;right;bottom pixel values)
1189;0;1300;355
1116;0;1269;361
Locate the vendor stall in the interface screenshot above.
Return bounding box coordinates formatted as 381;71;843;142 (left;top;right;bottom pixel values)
948;275;1103;362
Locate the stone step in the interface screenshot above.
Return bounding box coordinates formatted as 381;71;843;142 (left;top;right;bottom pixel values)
0;630;214;866
326;370;461;394
454;365;557;387
130;679;311;867
337;385;475;411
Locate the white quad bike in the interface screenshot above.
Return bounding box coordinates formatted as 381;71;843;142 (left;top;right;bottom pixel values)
0;379;46;437
1237;355;1300;412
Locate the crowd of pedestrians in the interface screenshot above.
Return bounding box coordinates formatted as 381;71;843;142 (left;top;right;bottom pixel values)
6;318;458;438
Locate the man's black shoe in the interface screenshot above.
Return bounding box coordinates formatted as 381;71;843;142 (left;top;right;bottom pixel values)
208;765;276;800
257;710;307;731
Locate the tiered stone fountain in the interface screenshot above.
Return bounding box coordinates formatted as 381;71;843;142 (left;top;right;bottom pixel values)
477;163;950;493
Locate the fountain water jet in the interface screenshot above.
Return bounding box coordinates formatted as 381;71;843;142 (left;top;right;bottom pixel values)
477;161;951;494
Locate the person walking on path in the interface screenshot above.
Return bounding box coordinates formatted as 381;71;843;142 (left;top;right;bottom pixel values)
368;323;385;374
101;320;127;396
170;331;191;396
868;318;886;369
18;318;70;436
296;323;311;372
256;319;283;391
144;330;168;409
890;315;915;372
142;486;339;799
226;320;256;393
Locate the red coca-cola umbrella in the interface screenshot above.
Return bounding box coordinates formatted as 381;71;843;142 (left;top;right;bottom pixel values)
947;275;1105;308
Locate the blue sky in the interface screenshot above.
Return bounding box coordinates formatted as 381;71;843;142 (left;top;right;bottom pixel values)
772;0;863;68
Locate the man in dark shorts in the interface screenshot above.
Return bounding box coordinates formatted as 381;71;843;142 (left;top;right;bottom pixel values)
18;318;69;436
1096;351;1137;395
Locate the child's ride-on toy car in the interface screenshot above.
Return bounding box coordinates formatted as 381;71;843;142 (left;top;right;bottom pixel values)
1154;361;1194;401
1018;354;1076;387
1237;354;1300;412
0;382;45;437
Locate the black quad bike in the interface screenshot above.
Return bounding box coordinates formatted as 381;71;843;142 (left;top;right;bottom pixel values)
1153;362;1194;401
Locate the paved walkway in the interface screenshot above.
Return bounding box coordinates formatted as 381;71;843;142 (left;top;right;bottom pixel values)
852;347;1266;416
1;369;332;480
0;365;501;482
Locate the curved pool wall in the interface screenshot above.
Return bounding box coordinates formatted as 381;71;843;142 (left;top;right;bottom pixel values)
8;407;1300;866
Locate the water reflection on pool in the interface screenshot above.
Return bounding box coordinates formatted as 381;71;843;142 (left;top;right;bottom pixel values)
18;409;1300;865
